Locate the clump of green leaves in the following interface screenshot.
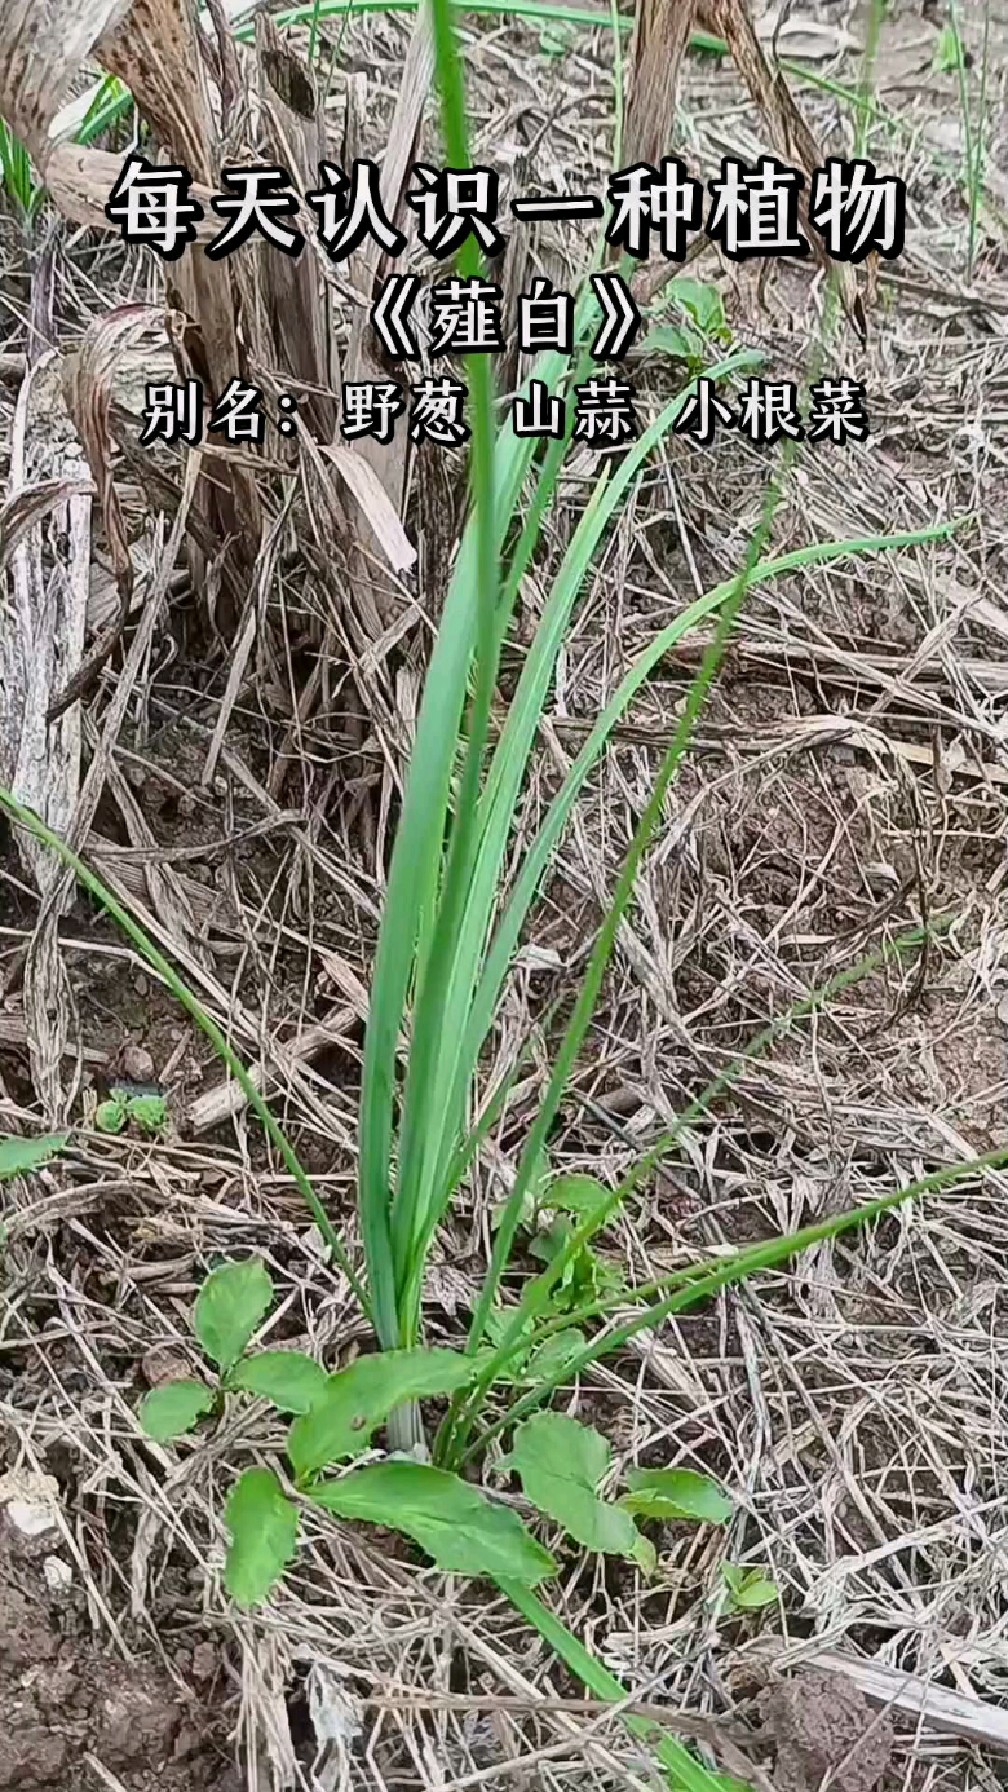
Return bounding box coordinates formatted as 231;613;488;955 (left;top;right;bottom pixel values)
137;1257;735;1611
499;1167;624;1315
94;1085;169;1137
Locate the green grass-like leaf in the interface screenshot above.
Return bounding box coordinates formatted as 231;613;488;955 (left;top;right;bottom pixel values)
0;1132;68;1181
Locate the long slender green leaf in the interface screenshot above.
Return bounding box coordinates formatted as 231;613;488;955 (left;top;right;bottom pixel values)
499;1576;723;1792
475;1145;1008;1455
436;915;948;1462
0;787;367;1313
411;351;762;1293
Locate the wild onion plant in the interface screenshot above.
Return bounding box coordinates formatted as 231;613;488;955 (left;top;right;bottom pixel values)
1;0;999;1784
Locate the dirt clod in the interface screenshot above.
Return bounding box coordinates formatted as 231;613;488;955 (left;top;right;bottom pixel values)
0;1524;230;1792
758;1674;894;1792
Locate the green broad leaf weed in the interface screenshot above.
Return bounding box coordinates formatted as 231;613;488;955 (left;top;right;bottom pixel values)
94;1097;129;1134
224;1468;299;1607
287;1348;479;1477
193;1258;274;1371
501;1412;648;1565
0;1132;68;1180
722;1561;778;1611
620;1467;733;1526
119;1089;169;1135
311;1461;555;1584
228;1350;330;1414
668;275;728;339
138;1379;214;1441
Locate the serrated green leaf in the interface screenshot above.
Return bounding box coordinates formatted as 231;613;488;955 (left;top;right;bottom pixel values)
224;1468;298;1607
229;1351;329;1414
500;1413;644;1560
620;1468;733;1525
0;1132;69;1179
311;1461;555;1584
722;1562;777;1610
138;1379;214;1441
125;1093;169;1134
193;1259;273;1371
287;1348;478;1476
94;1099;128;1135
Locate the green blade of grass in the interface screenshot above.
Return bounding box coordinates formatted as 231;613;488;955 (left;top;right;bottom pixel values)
474;1144;1008;1458
435;914;949;1458
237;0;726;57
498;1576;722;1792
0;786;369;1316
400;349;763;1335
386;0;501;1348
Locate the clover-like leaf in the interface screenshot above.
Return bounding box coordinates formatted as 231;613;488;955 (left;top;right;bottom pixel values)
287;1348;478;1477
311;1461;555;1585
0;1132;69;1179
500;1412;644;1560
229;1350;329;1415
193;1258;273;1371
224;1468;299;1607
620;1467;733;1526
722;1561;777;1611
138;1379;214;1441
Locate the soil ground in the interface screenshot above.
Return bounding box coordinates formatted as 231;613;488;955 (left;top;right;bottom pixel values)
2;0;1008;1787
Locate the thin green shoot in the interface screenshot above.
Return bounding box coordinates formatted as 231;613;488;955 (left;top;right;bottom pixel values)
0;786;368;1316
436;912;951;1458
473;1144;1008;1458
0;121;44;224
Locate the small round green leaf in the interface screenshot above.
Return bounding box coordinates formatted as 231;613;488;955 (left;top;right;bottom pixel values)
193;1258;273;1371
125;1093;169;1135
311;1461;555;1585
620;1468;733;1526
722;1563;777;1611
94;1099;128;1135
224;1468;298;1608
138;1379;214;1441
229;1351;329;1415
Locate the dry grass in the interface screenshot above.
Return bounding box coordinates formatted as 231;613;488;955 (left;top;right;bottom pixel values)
3;0;1008;1788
